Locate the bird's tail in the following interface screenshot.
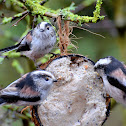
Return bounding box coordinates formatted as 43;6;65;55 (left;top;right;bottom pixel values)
0;97;5;105
0;43;20;53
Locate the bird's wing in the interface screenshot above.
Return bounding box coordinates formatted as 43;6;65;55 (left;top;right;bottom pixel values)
16;30;33;52
0;85;41;104
0;30;33;53
107;68;126;93
0;86;40;103
0;73;40;102
1;85;40;97
19;85;41;102
0;87;19;96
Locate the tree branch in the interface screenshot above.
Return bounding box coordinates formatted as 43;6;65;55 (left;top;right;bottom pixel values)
1;10;29;24
25;0;104;24
1;0;104;25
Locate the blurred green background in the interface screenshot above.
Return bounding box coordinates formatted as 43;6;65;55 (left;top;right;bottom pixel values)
0;0;126;126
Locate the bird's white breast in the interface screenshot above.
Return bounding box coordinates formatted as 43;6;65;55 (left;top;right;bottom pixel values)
103;76;126;105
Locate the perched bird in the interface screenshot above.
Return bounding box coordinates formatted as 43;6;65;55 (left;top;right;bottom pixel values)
94;56;126;105
0;70;57;106
0;22;57;62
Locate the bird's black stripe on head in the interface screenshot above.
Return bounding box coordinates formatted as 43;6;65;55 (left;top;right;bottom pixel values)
36;74;50;79
104;56;126;75
107;75;126;93
0;95;40;103
45;23;51;27
15;73;36;90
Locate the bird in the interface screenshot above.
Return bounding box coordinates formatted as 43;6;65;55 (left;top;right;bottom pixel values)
0;22;57;62
94;56;126;105
0;70;57;106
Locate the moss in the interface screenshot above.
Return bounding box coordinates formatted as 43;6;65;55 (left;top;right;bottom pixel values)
93;0;103;22
1;12;28;24
24;0;104;24
2;17;12;24
1;0;104;26
25;0;55;15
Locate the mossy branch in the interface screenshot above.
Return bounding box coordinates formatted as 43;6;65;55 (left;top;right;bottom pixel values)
1;10;29;24
1;0;104;25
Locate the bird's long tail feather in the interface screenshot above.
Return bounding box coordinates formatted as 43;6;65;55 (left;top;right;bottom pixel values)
0;97;5;105
0;43;20;53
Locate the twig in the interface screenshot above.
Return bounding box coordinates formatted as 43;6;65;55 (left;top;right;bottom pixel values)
11;10;29;22
57;16;64;54
73;26;105;38
57;17;71;54
32;15;38;28
11;11;29;27
1;11;29;24
63;20;70;54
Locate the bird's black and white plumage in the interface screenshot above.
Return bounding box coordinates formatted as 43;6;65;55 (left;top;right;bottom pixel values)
0;22;57;61
94;56;126;105
0;70;57;106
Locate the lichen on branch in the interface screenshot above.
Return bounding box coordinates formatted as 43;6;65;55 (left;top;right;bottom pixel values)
25;0;104;23
1;0;104;25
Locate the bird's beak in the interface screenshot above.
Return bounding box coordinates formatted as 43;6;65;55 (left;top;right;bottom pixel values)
39;29;44;32
53;79;57;82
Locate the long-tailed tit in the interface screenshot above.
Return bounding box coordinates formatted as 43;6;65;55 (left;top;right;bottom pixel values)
0;70;57;106
0;22;57;62
94;56;126;105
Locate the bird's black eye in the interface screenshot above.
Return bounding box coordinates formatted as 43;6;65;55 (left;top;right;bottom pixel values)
45;77;49;81
47;26;49;30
